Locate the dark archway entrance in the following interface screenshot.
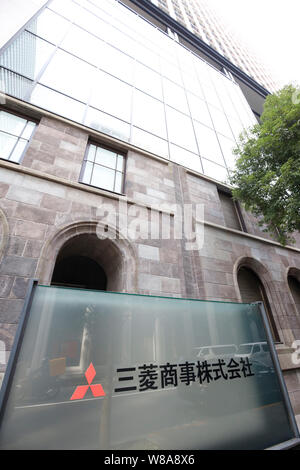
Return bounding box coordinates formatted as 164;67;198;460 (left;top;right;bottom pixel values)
51;255;107;290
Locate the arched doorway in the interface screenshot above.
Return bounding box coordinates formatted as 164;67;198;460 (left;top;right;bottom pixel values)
237;266;280;342
37;221;138;293
49;233;125;292
51;255;107;290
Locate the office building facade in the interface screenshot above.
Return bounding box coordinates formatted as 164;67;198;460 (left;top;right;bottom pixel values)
147;0;278;93
0;0;300;440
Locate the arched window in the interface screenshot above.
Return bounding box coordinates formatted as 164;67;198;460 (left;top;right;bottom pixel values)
237;266;280;342
288;273;300;316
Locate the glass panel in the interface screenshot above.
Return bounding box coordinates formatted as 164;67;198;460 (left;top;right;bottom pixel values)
91;70;132;122
86;145;96;163
163;78;189;114
81;160;93;184
21;121;36;140
30;85;86;123
95;147;117;169
160;59;182;85
132;90;167;139
218;135;237;170
134;62;163;100
194;122;224;165
84;107;130;142
91;164;115;191
169;144;203;173
48;0;81;21
202;83;222;108
0;286;295;450
202;158;229;183
9;138;27;163
0;131;17;159
131;127;169;159
60;25;106;68
116;155;124;172
181;70;204;98
114;171;123;193
0;111;26;136
0;31;55;81
39;49;95;103
194;59;212;85
165;106;198;153
26;8;70;45
187;93;212;128
209;106;234;138
0;68;33;100
97;42;135;85
134;43;160;72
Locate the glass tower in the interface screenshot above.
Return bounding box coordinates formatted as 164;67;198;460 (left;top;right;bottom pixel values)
0;0;258;183
150;0;278;93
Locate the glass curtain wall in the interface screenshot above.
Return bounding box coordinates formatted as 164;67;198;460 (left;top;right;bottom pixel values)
0;0;257;183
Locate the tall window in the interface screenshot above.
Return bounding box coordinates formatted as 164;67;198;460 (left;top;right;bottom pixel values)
237;266;280;342
0;110;36;163
80;143;125;193
218;189;246;231
288;274;300;316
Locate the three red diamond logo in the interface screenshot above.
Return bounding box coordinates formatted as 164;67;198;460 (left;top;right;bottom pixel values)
70;362;106;400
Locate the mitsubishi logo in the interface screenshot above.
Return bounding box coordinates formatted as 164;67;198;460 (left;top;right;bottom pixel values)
70;362;105;400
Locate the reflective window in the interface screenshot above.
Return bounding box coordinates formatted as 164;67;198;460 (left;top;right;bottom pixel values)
169;144;202;173
81;143;125;193
166;106;198;153
202;158;229;182
0;68;33;100
187;93;212;128
0;0;256;184
134;62;163;100
39;49;96;103
181;70;204;98
60;25;106;68
132;90;167;139
30;85;86;122
0;31;55;81
132;127;169;159
194;121;224;164
84;107;130;142
97;42;135;85
217;135;237;170
91;70;132;122
202;83;222;108
0;110;36;163
26;8;70;45
160;59;182;85
163;78;189;114
209;105;234;138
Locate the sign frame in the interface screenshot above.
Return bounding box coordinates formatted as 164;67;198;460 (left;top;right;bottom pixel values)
0;281;299;450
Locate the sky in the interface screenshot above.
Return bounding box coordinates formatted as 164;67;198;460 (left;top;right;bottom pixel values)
208;0;300;88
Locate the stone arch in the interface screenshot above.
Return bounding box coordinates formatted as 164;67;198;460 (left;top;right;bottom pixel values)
37;220;138;293
233;256;280;342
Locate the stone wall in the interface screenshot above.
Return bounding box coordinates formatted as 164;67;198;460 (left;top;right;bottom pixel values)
0;114;300;425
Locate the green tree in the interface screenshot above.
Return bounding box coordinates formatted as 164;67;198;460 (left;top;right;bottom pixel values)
230;84;300;245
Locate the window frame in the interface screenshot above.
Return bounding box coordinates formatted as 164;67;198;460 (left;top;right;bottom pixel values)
79;140;127;195
217;186;247;233
0;106;38;164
